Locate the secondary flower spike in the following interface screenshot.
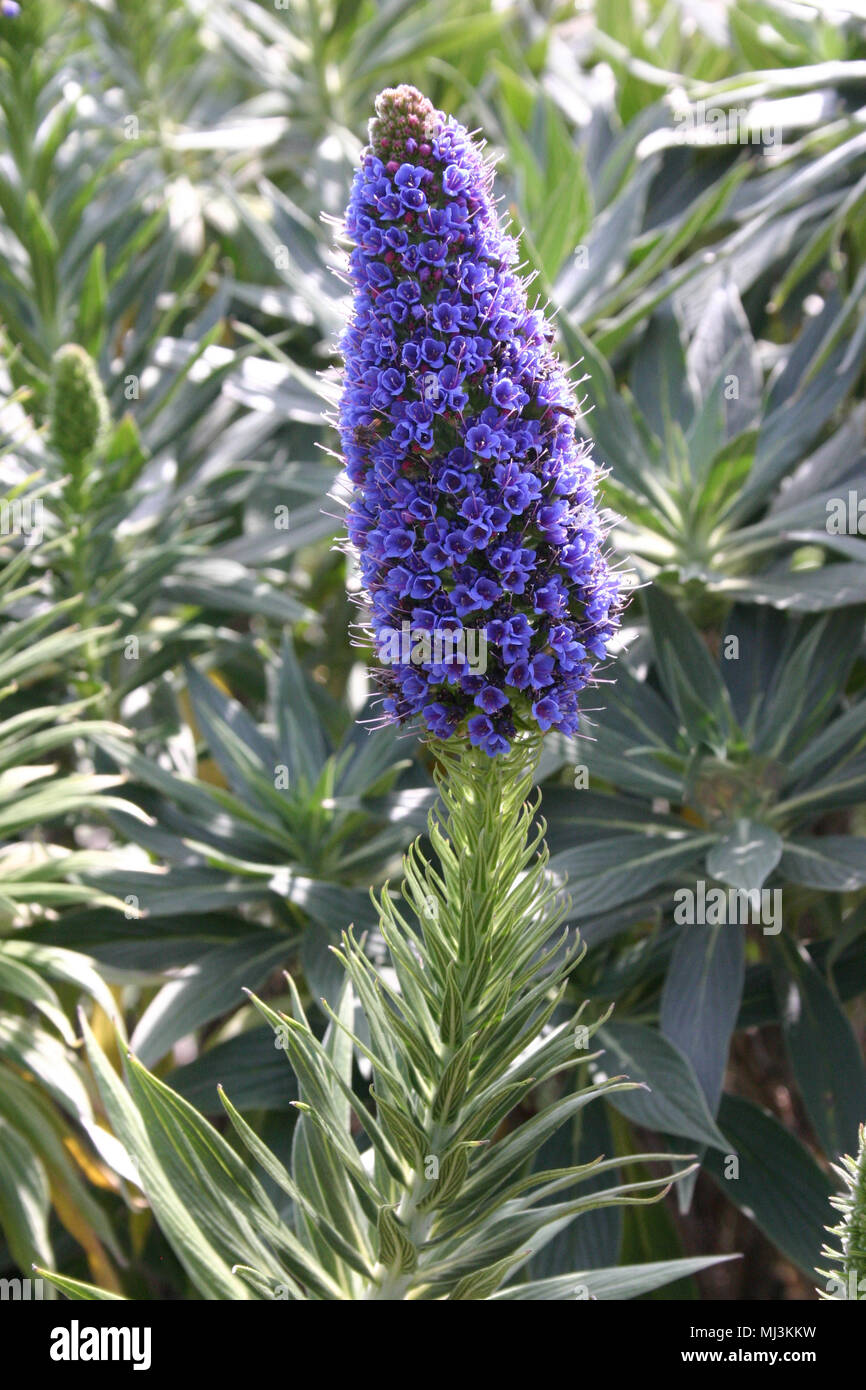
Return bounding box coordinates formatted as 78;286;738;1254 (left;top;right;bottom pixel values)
339;86;621;756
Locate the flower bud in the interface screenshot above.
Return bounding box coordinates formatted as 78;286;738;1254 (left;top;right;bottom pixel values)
49;344;109;467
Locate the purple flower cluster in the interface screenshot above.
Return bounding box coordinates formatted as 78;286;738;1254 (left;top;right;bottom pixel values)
338;86;621;756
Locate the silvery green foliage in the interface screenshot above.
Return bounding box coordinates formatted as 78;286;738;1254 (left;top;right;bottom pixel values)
250;737;692;1299
817;1123;866;1300
56;737;705;1301
0;484;146;1281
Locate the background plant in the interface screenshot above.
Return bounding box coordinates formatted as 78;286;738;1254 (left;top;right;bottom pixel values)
0;0;864;1301
40;739;731;1301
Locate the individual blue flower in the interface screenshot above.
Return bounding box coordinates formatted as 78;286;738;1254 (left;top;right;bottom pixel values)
477;686;508;714
339;86;621;755
465;423;496;458
532;697;561;733
443;164;470;196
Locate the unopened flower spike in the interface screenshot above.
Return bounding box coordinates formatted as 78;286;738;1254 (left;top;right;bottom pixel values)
48;343;110;468
338;85;621;757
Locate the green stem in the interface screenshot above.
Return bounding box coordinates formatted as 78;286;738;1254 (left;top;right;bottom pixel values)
362;734;545;1298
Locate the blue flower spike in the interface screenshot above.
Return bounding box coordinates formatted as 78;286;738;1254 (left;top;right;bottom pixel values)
339;85;621;756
